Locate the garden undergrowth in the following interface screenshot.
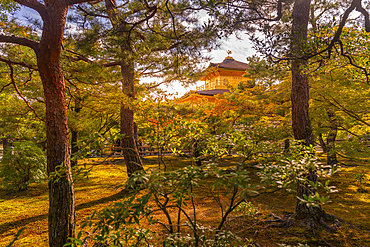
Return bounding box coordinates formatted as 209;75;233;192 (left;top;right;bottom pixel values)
0;156;369;246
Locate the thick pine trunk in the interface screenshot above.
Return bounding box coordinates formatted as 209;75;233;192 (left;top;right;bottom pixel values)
291;0;324;220
36;5;75;246
120;59;143;177
104;0;143;177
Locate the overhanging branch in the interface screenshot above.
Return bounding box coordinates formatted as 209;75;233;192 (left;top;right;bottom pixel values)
0;35;39;51
65;49;120;67
0;56;38;70
68;0;103;5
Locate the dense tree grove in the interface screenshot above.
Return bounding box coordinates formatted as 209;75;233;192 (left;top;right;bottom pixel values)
1;0;370;246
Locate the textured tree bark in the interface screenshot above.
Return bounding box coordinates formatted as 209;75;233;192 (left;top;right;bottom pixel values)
290;0;323;220
291;13;314;146
104;0;143;177
35;4;75;246
120;59;143;177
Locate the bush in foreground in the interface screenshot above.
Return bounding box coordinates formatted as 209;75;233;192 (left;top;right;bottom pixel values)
0;140;46;191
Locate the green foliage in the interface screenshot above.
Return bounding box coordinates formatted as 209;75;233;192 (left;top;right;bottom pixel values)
163;228;248;247
309;58;370;163
71;0;217;87
69;120;313;246
257;142;338;208
0;1;19;21
336;137;370;160
0;141;46;191
48;163;68;183
70;159;267;246
234;201;259;218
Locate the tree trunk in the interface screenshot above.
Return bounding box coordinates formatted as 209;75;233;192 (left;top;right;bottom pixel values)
2;138;9;156
35;4;75;246
295;170;325;221
104;0;143;177
284;138;290;153
291;0;323;220
2;138;9;149
326;109;338;166
120;59;143;177
291;0;314;147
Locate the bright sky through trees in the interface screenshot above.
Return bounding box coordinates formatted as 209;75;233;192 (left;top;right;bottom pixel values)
17;5;255;97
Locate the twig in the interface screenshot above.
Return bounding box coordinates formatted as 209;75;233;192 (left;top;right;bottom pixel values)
7;63;44;122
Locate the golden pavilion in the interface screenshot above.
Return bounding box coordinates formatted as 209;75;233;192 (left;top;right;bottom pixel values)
196;51;250;94
178;52;250;103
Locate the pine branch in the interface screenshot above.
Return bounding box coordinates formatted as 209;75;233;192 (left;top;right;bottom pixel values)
323;94;370;128
336;40;369;84
270;0;369;64
232;0;291;24
77;5;109;18
0;35;39;51
0;56;38;70
124;5;157;38
145;81;167;89
0;82;12;94
166;0;178;39
7;63;44;122
65;49;120;67
68;0;103;5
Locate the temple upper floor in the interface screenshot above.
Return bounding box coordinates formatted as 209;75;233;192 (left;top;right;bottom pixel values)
196;54;250;91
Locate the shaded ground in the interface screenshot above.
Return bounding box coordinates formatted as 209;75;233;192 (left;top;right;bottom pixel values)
1;156;369;246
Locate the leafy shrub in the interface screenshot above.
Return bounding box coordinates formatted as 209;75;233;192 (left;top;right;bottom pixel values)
257;141;338;207
69;141;339;246
234;201;259;218
69;163;262;246
0;141;46;191
163;227;248;247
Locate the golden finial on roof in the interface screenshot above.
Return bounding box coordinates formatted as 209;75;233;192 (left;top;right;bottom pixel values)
225;50;233;59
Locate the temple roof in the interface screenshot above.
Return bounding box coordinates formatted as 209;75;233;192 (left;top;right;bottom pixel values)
176;89;230;103
195;89;230;96
209;57;250;71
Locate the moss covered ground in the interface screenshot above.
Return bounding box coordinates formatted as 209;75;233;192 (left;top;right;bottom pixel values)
0;155;369;246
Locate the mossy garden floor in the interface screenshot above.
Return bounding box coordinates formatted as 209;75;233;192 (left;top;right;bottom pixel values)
1;155;369;246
